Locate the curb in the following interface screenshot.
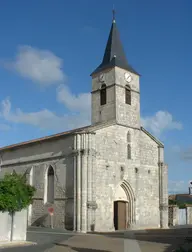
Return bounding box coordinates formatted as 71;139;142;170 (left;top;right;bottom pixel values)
0;241;37;248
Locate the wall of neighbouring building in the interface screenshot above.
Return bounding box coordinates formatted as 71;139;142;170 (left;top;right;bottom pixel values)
169;205;192;226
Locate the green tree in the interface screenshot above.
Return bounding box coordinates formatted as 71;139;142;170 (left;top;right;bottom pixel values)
0;171;36;213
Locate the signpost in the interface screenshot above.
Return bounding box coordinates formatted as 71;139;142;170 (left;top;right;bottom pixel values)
48;207;54;229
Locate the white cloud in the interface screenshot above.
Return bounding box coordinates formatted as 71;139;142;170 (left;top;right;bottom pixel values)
0;98;90;131
1;46;183;137
0;45;92;131
57;85;91;113
168;180;187;194
0;96;182;135
6;46;65;85
141;111;182;137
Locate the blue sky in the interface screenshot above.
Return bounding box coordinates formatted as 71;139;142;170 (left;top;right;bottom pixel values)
0;0;191;194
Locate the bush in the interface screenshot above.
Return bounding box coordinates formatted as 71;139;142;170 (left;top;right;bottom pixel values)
0;171;36;213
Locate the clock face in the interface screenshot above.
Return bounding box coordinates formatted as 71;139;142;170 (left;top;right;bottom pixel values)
124;72;132;83
99;73;105;82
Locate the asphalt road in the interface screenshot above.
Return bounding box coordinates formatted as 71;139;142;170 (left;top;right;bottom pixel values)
0;227;75;252
1;226;192;252
95;227;192;251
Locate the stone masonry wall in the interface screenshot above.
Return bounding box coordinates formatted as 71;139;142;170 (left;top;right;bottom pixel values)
115;67;140;129
139;130;160;228
0;134;75;230
91;67;141;129
93;123;160;231
91;68;116;124
168;206;179;226
187;206;192;224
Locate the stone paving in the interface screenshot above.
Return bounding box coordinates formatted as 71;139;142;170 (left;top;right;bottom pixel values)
2;227;192;251
44;234;170;252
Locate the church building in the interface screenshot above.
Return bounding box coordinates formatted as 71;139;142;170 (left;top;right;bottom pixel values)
0;15;168;232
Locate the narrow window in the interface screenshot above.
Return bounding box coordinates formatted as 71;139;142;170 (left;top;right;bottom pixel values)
47;166;54;203
127;131;131;143
29;167;33;186
100;84;107;105
127;144;131;159
125;85;131;105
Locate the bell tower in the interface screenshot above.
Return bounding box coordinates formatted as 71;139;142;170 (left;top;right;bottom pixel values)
90;13;141;129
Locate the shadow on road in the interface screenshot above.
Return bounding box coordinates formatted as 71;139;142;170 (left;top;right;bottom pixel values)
91;228;192;251
55;243;110;252
24;227;192;251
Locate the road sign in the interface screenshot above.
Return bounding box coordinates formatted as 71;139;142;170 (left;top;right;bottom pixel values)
48;207;54;216
48;207;54;229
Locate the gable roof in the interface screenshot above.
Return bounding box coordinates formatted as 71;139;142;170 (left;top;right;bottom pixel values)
0;123;164;152
0;125;91;152
0;121;115;152
141;127;164;148
169;194;192;204
176;194;192;204
169;194;176;201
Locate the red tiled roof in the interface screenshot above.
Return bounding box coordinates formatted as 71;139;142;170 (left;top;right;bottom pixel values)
0;125;91;152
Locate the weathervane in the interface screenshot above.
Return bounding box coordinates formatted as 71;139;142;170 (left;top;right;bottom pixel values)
112;5;116;23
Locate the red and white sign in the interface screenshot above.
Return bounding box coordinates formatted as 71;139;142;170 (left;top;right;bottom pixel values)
48;207;54;216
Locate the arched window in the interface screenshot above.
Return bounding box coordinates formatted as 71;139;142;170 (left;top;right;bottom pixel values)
125;85;131;105
127;131;131;143
47;166;54;204
29;167;33;186
100;84;107;105
127;144;131;159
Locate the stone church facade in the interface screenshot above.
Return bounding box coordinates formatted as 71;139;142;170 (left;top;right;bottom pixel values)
0;16;168;232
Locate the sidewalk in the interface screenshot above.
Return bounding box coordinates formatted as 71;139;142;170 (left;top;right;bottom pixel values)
0;241;36;249
45;233;170;252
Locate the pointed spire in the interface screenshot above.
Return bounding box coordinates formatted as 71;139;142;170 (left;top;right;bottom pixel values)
112;5;115;23
91;12;139;76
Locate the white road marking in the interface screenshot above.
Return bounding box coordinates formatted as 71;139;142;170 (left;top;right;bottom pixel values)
124;230;147;252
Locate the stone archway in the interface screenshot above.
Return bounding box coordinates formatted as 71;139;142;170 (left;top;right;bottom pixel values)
114;180;135;230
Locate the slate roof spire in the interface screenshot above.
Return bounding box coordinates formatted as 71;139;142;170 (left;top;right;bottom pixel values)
91;10;139;76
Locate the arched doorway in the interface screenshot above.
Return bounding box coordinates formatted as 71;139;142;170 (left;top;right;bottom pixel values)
113;180;135;230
